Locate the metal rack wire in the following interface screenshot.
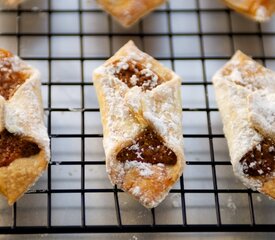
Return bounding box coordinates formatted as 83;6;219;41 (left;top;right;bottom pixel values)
0;0;275;234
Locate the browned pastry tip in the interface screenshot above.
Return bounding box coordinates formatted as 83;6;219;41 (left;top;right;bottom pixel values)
96;0;166;27
0;0;25;6
222;0;275;21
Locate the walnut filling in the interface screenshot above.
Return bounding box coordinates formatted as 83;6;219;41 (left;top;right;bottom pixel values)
0;130;40;167
0;49;29;100
240;140;275;177
113;60;162;91
117;127;177;165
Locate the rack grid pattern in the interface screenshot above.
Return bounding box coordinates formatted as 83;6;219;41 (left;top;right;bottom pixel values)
0;0;275;234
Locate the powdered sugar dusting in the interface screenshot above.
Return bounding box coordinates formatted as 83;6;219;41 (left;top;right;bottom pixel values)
125;160;153;177
132;186;141;196
256;144;261;152
142;80;183;146
248;92;275;140
130;74;138;86
128;142;140;151
97;73;141;151
222;56;275;92
116;60;129;72
256;6;269;21
110;57;160;91
257;169;264;175
0;55;30;76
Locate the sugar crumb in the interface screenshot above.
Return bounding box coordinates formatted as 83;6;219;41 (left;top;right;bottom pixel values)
124;160;153;177
227;196;237;214
132;186;141;196
256;195;262;202
171;193;181;208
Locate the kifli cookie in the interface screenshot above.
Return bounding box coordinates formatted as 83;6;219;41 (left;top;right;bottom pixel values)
93;41;185;208
213;51;275;199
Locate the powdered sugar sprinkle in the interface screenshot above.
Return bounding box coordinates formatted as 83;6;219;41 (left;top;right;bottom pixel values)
124;160;153;177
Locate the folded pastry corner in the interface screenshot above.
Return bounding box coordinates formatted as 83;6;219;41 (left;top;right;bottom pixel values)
213;50;275;199
93;41;185;208
0;49;50;205
96;0;166;27
222;0;275;22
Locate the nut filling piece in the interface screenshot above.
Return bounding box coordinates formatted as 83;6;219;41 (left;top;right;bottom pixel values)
0;130;40;167
117;127;177;165
113;60;162;91
0;49;29;100
240;140;275;177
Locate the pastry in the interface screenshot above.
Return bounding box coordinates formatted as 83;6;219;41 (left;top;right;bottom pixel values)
213;50;275;199
96;0;166;27
222;0;275;21
0;0;25;6
93;41;185;208
0;49;50;205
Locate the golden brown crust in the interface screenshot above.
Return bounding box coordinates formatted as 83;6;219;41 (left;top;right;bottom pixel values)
262;179;275;198
93;41;185;208
0;152;48;205
223;0;275;21
0;49;50;205
122;165;175;208
0;0;25;6
96;0;166;27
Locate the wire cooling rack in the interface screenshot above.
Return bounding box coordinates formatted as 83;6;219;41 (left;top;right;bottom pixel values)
0;0;275;235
